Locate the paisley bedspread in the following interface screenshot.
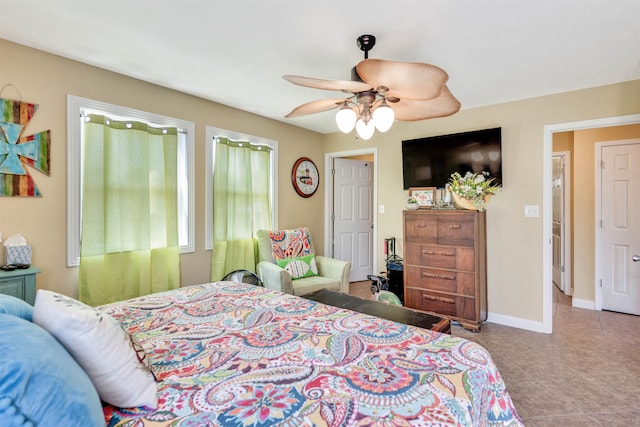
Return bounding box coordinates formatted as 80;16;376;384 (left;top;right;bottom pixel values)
100;282;523;426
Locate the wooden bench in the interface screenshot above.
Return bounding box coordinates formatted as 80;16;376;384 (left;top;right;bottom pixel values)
304;289;451;334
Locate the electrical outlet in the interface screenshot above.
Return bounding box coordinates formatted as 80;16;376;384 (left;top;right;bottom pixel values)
379;204;385;214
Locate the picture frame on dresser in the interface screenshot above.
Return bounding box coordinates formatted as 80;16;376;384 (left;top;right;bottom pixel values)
409;187;436;208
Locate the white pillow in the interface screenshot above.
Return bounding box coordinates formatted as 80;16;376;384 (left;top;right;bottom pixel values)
33;290;157;409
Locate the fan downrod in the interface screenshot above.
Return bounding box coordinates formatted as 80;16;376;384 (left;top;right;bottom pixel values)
352;34;376;82
357;34;376;59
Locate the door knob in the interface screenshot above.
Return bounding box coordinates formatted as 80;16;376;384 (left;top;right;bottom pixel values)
633;255;640;262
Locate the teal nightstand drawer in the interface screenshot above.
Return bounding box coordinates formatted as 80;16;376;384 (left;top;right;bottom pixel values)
0;267;40;305
0;278;25;300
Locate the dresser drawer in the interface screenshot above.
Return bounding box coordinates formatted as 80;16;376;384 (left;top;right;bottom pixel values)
406;266;476;296
0;277;25;301
0;267;39;305
404;214;437;244
437;216;475;246
405;288;477;320
405;244;475;271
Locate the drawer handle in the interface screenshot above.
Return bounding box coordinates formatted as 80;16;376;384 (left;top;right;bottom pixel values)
415;223;427;228
423;272;456;281
423;294;455;304
423;249;455;256
448;224;462;229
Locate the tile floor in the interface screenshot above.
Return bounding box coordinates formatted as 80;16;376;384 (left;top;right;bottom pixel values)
349;282;640;426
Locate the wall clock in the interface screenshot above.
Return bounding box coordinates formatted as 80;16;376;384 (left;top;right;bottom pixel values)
291;157;319;198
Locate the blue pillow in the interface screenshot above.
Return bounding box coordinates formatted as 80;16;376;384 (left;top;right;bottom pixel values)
0;314;105;427
0;294;33;321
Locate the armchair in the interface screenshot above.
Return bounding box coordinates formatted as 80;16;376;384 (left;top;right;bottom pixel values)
256;227;351;296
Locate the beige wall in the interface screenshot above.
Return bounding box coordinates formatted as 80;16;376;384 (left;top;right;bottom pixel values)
0;39;325;298
324;81;640;323
2;38;639;326
553;131;573;152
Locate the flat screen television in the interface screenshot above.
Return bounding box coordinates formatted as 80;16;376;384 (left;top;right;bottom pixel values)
402;127;502;189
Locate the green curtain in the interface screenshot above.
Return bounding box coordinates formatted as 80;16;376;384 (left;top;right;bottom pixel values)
210;137;272;280
79;114;180;305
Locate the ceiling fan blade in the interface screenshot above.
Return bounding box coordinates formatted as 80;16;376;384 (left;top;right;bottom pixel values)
391;86;461;121
283;75;372;93
285;98;349;118
356;59;449;100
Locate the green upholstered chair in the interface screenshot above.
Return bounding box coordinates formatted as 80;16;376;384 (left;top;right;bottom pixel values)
256;227;351;296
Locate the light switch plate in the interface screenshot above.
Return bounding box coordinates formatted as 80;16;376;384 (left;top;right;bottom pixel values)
524;205;540;217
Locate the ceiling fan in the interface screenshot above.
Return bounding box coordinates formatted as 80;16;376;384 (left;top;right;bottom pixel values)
283;34;460;140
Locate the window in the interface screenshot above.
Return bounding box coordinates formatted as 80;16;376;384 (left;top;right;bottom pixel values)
205;126;277;251
67;95;195;267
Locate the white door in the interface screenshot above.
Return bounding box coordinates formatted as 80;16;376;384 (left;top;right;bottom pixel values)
601;140;640;314
552;156;564;291
333;158;373;282
552;153;571;295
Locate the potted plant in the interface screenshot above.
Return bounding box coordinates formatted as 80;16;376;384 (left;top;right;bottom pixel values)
406;196;419;210
447;171;500;211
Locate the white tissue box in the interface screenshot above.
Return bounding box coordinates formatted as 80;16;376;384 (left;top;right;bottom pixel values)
6;245;31;265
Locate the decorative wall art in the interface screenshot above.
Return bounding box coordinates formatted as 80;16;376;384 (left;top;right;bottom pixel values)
0;87;51;197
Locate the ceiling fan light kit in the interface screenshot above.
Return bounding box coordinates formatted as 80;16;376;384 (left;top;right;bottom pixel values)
284;34;460;140
372;99;394;132
355;117;376;140
335;102;357;133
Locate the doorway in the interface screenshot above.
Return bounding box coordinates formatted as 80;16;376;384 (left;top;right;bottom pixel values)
324;148;378;283
543;114;640;333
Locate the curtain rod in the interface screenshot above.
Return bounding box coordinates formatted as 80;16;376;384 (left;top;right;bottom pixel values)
214;136;273;151
79;113;188;135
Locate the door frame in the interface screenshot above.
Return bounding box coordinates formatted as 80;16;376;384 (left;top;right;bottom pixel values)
324;148;378;277
595;138;640;311
543;114;640;333
552;150;572;296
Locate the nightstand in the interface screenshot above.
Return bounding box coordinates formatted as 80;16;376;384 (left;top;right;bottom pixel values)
0;266;40;305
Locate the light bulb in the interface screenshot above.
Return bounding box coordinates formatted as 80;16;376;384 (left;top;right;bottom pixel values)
372;100;395;132
335;104;357;133
355;118;375;140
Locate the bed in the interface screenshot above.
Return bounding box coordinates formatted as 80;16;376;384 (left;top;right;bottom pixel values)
0;281;522;426
97;281;523;426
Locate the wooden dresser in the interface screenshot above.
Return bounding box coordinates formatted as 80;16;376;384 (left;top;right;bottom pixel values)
403;210;487;330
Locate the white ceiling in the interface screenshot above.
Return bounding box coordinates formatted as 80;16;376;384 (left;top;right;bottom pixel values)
1;1;639;134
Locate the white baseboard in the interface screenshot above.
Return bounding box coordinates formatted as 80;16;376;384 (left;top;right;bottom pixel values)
486;311;550;334
486;299;598;334
571;298;596;310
